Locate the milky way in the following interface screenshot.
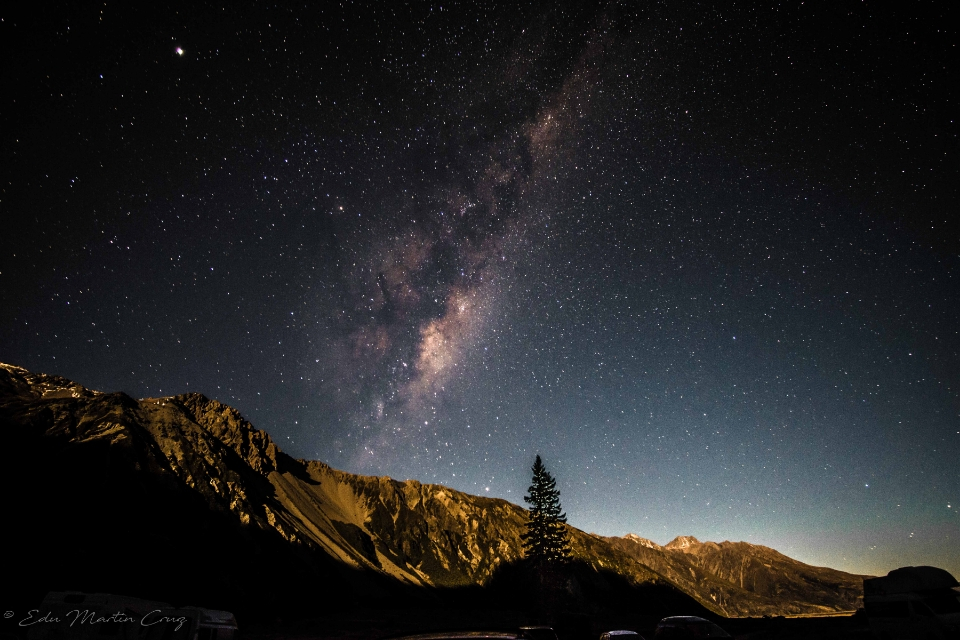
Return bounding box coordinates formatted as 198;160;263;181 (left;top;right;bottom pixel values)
3;1;956;578
319;20;614;471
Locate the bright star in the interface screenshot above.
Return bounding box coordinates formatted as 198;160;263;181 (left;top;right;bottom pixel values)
175;47;184;56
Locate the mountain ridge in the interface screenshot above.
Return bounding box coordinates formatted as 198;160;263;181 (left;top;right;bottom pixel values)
0;363;867;617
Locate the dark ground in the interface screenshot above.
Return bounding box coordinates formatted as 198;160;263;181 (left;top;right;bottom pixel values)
0;598;876;640
239;607;876;640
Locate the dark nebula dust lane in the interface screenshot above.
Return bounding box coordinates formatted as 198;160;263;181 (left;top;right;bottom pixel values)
2;1;957;578
321;21;617;471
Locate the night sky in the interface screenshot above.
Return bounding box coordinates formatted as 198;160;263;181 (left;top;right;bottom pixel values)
3;1;957;579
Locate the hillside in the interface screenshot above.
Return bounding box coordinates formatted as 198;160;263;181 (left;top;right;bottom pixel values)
0;363;865;618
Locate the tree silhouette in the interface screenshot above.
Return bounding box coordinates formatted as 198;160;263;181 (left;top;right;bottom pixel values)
521;454;571;565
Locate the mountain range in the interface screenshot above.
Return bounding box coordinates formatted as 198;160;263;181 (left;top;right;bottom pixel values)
0;363;866;619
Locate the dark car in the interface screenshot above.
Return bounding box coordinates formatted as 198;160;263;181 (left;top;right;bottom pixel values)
653;616;731;639
517;627;558;640
386;625;552;640
389;633;520;640
599;631;645;640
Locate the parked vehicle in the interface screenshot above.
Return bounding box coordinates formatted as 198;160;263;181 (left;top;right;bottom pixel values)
23;592;237;640
385;628;554;640
863;566;960;640
598;630;644;640
652;616;731;639
23;592;169;640
387;634;519;640
517;627;557;640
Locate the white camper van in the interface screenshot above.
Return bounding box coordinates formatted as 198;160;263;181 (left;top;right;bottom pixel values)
23;592;237;640
863;566;960;640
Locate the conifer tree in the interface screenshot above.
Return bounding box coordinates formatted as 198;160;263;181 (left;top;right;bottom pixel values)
521;454;571;565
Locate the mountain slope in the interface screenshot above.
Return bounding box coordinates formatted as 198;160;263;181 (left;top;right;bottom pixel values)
603;534;864;615
666;536;863;610
0;363;866;617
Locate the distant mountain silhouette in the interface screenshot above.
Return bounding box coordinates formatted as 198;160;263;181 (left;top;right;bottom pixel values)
0;363;866;619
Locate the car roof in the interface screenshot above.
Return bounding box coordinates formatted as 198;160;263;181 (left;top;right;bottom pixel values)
387;633;519;640
658;616;712;624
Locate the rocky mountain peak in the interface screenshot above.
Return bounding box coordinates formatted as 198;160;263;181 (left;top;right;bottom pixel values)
0;362;101;400
665;535;702;550
172;391;282;475
623;533;662;550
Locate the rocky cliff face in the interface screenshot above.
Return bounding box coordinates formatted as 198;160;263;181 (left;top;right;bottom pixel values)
0;363;866;617
604;533;865;616
665;536;864;613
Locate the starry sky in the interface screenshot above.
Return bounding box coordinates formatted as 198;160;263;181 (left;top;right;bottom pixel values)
2;1;957;579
